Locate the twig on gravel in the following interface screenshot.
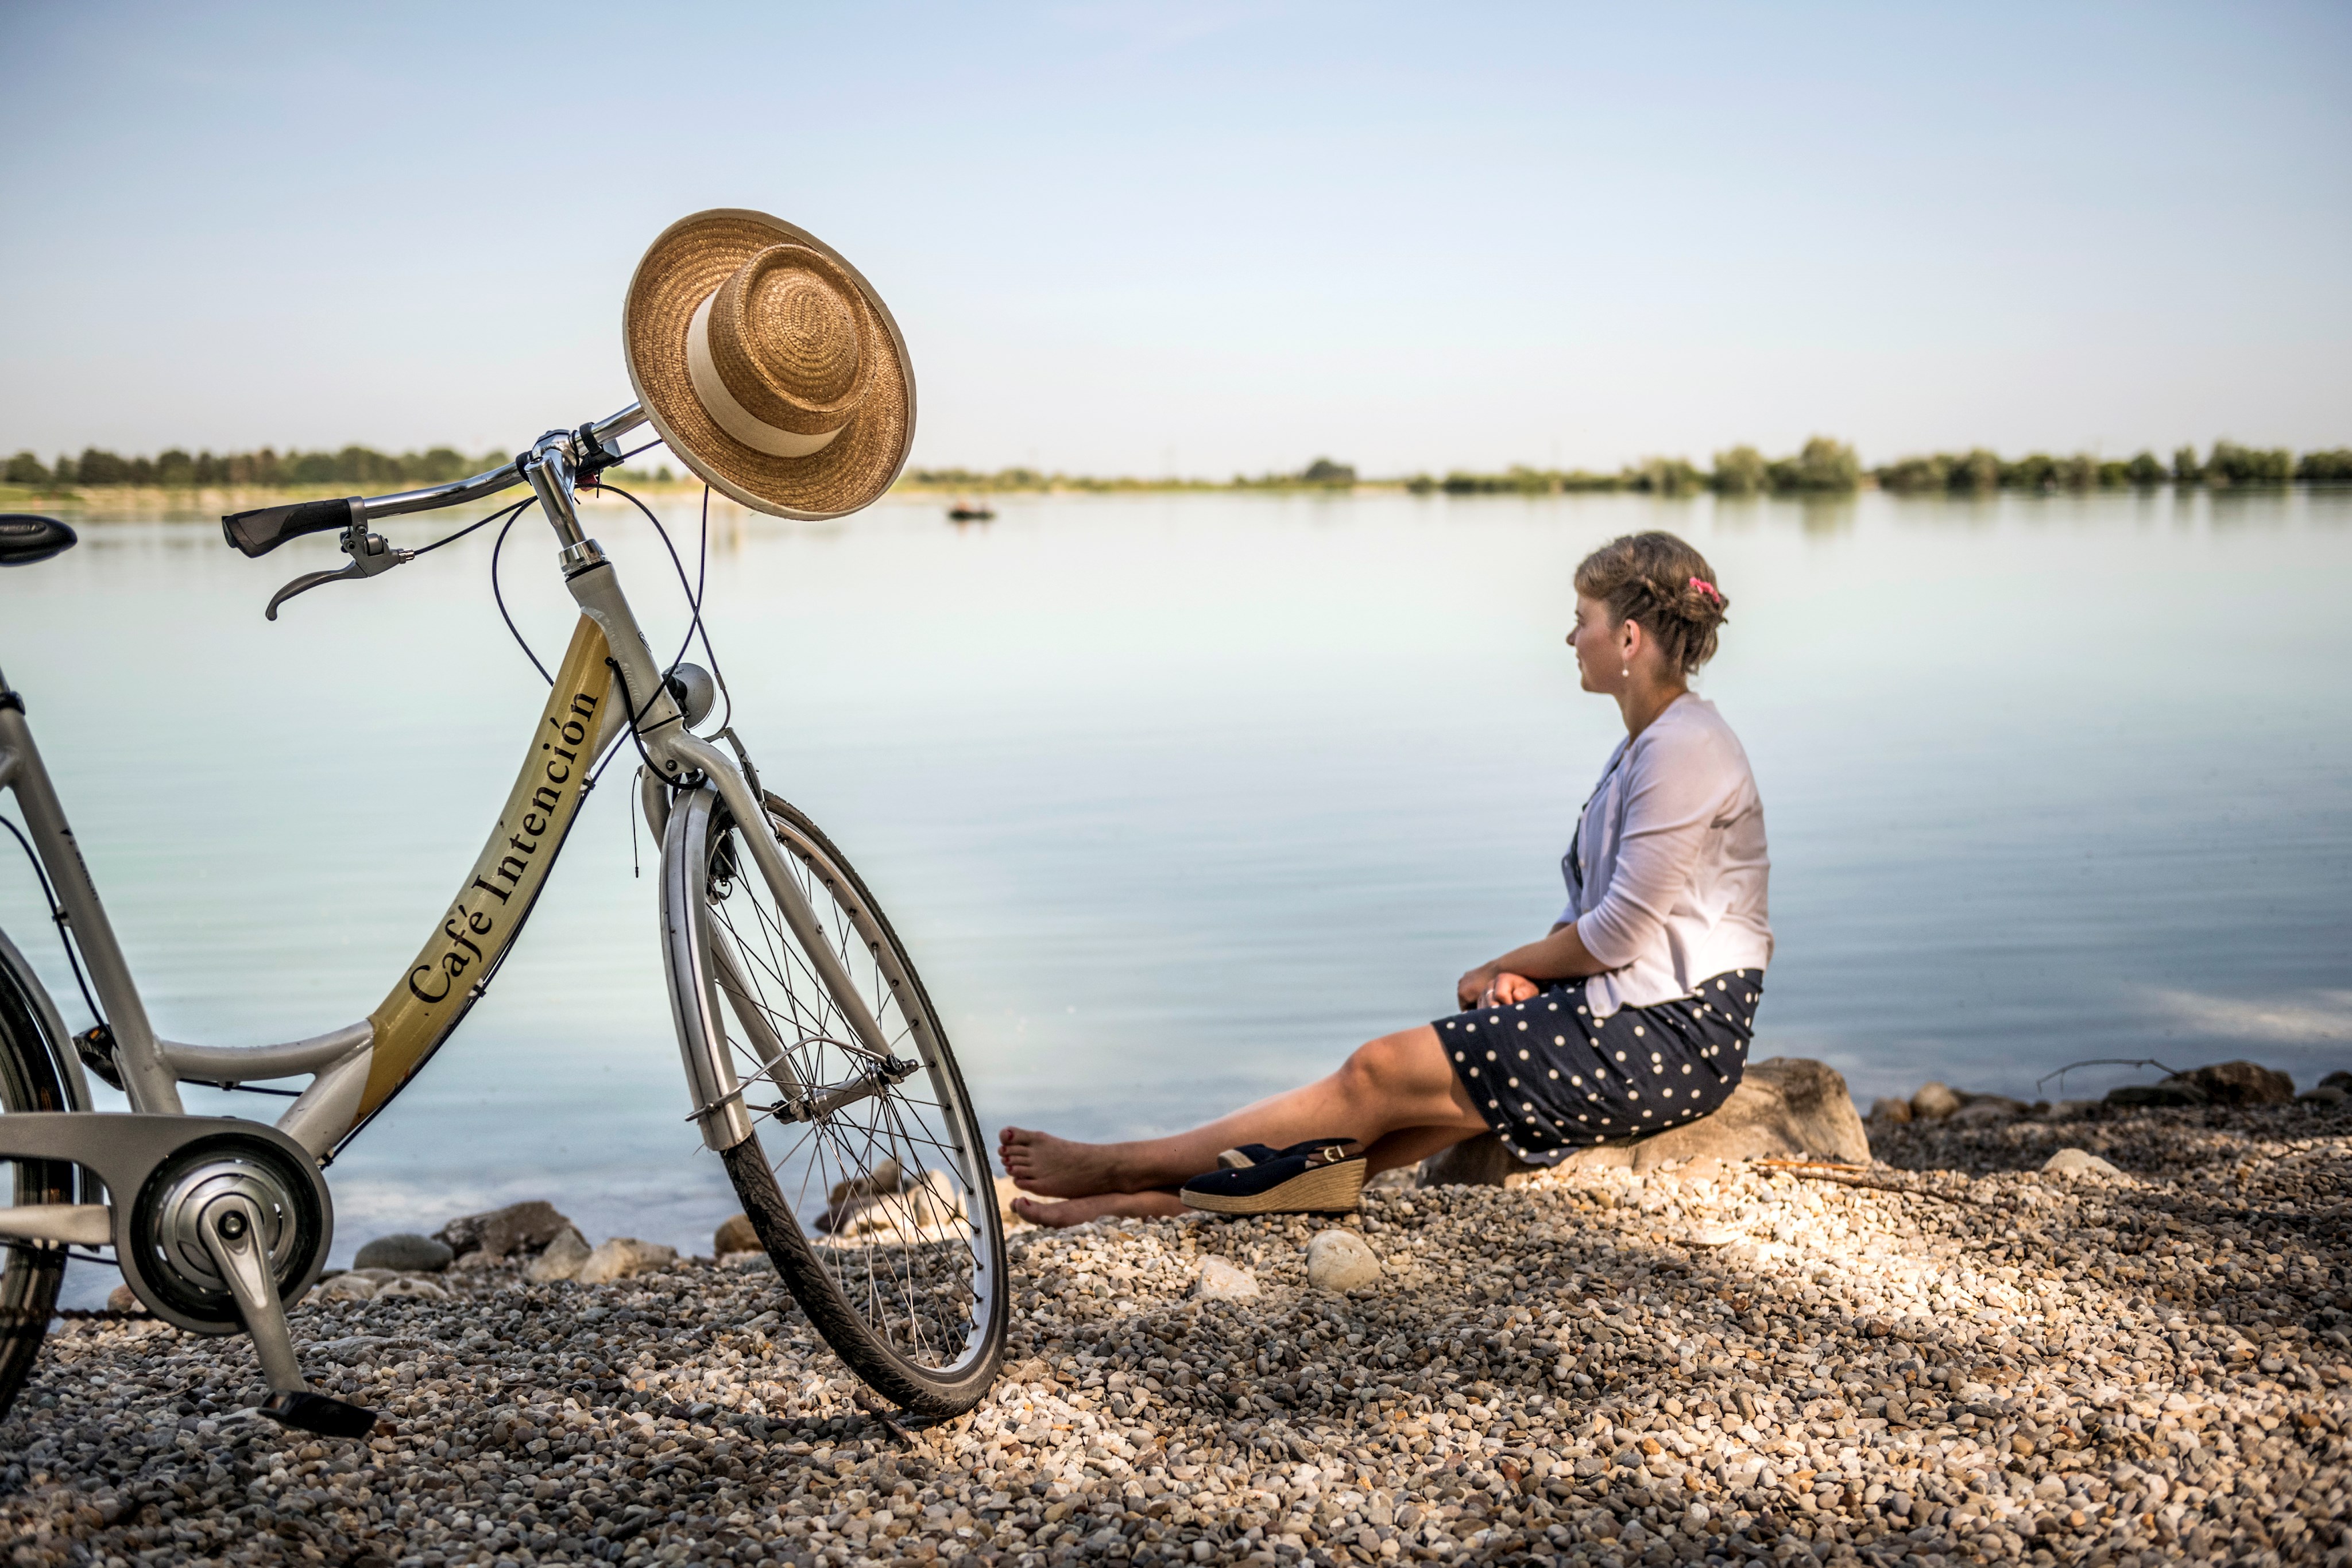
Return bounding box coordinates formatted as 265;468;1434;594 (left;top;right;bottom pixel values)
2035;1056;2181;1096
1776;1168;1989;1207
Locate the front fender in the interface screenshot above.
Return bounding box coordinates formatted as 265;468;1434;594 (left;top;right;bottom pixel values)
659;787;757;1153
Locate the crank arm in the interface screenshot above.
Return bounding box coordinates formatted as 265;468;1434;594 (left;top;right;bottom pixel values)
196;1193;379;1438
197;1193;305;1392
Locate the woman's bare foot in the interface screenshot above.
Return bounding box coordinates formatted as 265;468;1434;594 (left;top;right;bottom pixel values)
997;1126;1128;1198
1012;1191;1187;1228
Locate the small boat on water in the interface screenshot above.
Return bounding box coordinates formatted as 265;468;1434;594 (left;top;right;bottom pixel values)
946;496;996;522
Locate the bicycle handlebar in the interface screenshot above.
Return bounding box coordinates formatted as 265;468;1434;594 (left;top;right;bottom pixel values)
218;402;651;557
220;496;359;559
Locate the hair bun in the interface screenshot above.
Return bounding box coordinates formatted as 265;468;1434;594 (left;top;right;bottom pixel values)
1681;574;1730;623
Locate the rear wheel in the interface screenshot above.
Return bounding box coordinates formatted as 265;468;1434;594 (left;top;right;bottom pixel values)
667;790;1006;1420
0;932;78;1420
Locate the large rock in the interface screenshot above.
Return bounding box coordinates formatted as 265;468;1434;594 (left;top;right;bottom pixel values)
525;1226;593;1283
906;1168;966;1227
1419;1058;1871;1186
1306;1229;1382;1292
714;1213;761;1257
314;1272;379;1302
354;1233;454;1272
2107;1062;2286;1109
2107;1079;2204;1108
1418;1133;1539;1189
435;1200;572;1262
2109;1060;2295;1110
817;1159;907;1234
577;1237;677;1286
1909;1082;1963;1121
2042;1148;2121;1178
1866;1097;1913;1125
1950;1095;2031;1126
2173;1060;2293;1106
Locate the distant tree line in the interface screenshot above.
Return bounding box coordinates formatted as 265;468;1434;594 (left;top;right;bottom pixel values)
1417;438;2352;497
1413;438;1862;496
2;445;505;489
1874;441;2351;493
14;439;2350;497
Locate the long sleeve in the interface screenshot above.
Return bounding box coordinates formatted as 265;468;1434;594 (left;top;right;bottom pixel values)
1573;731;1727;967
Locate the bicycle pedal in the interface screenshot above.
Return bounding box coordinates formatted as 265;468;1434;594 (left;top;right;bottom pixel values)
261;1390;382;1439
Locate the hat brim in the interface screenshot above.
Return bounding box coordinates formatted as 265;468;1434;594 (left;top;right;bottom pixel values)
623;209;915;519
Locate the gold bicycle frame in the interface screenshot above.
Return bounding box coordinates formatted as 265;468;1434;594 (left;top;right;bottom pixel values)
347;615;616;1137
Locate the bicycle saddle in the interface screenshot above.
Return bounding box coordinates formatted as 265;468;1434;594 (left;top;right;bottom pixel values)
0;514;76;567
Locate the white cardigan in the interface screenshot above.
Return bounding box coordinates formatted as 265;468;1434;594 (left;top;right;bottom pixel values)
1558;695;1773;1019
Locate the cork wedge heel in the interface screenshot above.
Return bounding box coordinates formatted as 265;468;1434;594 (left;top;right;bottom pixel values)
1179;1139;1367;1216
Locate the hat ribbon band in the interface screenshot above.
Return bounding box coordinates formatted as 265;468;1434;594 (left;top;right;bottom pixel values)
686;292;844;459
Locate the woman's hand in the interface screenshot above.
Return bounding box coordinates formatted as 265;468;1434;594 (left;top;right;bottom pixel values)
1458;965;1540;1009
1484;971;1539;1006
1464;923;1607;1008
1456;963;1500;1011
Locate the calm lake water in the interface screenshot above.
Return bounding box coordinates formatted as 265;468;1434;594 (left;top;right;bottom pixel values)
5;487;2349;1303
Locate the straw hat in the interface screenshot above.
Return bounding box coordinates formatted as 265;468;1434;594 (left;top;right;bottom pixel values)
623;210;914;518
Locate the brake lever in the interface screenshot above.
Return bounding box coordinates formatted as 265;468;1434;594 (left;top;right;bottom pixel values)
265;520;413;621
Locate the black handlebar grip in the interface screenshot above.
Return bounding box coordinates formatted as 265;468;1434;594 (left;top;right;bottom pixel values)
220;496;358;558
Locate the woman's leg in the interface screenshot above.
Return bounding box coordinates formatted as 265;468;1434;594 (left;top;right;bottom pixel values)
999;1024;1488;1225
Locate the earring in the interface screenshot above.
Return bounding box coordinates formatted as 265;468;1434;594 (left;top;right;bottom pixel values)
1621;667;1630;679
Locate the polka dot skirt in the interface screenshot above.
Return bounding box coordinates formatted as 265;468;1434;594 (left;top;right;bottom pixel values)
1435;969;1763;1167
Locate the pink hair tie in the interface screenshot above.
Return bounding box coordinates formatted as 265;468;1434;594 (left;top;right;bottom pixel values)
1689;576;1723;602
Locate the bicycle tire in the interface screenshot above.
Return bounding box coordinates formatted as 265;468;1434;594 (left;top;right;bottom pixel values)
671;790;1007;1420
0;928;79;1420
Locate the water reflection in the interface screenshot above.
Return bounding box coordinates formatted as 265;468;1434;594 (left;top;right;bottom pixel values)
2;486;2347;1298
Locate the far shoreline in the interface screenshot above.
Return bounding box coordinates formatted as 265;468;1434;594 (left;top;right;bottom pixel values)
9;475;2351;523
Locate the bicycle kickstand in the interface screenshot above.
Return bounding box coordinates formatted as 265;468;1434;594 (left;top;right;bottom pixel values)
197;1194;381;1439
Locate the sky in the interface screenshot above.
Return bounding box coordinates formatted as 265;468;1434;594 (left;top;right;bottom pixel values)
2;1;2347;478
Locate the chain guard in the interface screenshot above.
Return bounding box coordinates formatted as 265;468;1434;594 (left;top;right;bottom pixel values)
0;1113;332;1334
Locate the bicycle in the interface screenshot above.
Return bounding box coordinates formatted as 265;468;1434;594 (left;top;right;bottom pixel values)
0;209;1009;1437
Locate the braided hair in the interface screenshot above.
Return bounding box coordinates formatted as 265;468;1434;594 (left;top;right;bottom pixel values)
1572;531;1730;675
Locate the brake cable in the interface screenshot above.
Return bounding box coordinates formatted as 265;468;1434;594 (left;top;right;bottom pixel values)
411;494;532;560
490;500;555;686
0;813;105;1032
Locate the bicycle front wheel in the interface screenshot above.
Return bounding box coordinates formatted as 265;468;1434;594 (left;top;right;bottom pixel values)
661;787;1007;1419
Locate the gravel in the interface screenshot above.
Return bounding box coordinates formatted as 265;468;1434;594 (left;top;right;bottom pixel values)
6;1099;2349;1566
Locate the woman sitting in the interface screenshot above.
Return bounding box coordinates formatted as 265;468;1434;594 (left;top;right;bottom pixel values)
1000;531;1771;1225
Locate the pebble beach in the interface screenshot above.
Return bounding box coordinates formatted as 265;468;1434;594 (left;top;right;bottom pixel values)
5;1098;2349;1567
